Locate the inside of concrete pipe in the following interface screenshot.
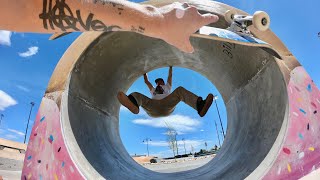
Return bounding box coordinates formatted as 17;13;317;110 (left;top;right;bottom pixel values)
62;31;287;179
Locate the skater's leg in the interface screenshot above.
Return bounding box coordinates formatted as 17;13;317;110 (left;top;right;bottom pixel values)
163;86;214;117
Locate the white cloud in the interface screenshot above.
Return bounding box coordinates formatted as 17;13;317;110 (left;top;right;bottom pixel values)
200;129;204;132
5;134;18;140
19;46;39;57
0;90;18;111
145;141;168;147
16;85;30;92
132;115;201;134
0;30;12;46
7;129;25;136
145;139;207;148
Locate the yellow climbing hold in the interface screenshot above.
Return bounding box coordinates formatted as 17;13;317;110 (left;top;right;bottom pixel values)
309;147;315;151
27;173;32;180
54;173;59;180
287;163;291;173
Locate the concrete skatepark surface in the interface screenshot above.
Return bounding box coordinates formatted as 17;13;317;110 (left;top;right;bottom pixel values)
143;155;215;173
0;139;26;179
0;158;22;180
21;0;320;179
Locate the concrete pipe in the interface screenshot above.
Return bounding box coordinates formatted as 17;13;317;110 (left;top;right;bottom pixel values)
22;1;320;179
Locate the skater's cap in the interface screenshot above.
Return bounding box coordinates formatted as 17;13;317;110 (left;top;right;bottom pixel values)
155;78;164;84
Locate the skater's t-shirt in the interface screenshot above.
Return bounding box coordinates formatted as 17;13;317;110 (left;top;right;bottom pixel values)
150;84;171;100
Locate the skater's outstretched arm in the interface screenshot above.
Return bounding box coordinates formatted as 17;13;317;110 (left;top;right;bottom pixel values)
167;66;173;87
0;1;218;53
144;73;153;91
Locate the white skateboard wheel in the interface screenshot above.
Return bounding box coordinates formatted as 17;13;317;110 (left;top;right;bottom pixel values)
253;11;270;31
225;10;236;24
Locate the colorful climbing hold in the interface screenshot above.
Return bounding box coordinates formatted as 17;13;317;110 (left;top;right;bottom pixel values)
311;102;317;109
34;133;37;136
27;173;32;180
309;147;315;151
40;116;45;122
287;163;292;173
314;110;317;114
307;84;312;92
62;161;65;167
54;173;58;180
48;135;54;144
307;123;310;130
299;152;305;159
299;108;306;115
283;147;291;155
58;147;61;152
27;173;32;179
293;112;299;117
27;155;32;160
38;160;41;163
299;133;304;140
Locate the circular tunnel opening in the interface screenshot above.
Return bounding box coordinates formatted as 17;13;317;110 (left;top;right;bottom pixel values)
61;31;288;179
119;67;227;173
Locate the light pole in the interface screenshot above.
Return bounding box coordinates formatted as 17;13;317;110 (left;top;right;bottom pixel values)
213;117;221;147
24;102;35;144
142;138;151;156
182;138;186;155
214;95;225;138
0;114;3;126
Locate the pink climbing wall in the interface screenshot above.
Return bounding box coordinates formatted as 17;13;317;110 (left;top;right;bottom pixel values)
21;98;84;180
263;66;320;179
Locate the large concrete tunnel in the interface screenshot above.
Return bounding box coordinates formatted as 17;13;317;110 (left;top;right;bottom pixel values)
61;30;287;179
22;1;320;179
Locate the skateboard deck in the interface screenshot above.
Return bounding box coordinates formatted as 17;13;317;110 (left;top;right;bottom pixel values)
193;26;282;59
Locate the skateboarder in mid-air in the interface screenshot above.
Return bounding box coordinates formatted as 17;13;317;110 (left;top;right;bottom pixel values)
118;67;214;117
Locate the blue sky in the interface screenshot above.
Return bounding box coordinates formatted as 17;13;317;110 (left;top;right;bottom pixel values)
0;0;319;158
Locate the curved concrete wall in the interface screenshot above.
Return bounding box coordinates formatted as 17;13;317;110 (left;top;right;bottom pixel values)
21;1;320;180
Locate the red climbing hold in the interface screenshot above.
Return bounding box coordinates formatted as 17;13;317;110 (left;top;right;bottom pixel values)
283;147;291;155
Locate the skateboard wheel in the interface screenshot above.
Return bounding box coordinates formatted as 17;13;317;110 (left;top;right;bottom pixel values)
225;10;236;24
253;11;270;31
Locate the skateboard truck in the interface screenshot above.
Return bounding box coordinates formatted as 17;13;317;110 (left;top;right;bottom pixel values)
225;10;270;35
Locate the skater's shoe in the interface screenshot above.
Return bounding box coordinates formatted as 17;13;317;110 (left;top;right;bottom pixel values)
117;92;139;114
197;94;214;117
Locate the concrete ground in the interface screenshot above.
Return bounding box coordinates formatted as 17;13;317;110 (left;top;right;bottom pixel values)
0;157;23;180
143;155;215;173
0;156;214;179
